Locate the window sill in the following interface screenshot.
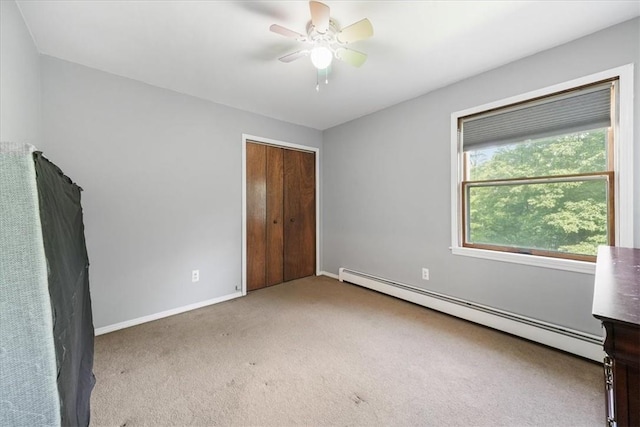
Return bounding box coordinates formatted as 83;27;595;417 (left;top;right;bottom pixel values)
450;246;596;275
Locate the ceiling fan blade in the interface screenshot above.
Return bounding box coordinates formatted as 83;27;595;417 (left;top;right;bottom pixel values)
337;18;373;44
279;50;309;63
270;24;306;41
309;1;330;33
336;48;367;67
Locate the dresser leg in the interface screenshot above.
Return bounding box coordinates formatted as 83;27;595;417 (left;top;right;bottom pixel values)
604;356;616;427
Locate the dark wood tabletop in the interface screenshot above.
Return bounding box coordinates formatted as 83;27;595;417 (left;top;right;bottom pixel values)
592;246;640;327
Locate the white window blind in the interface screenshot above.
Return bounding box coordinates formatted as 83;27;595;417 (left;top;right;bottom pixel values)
461;82;613;148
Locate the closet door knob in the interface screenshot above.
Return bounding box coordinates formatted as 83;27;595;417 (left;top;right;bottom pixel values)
273;220;278;224
290;218;295;222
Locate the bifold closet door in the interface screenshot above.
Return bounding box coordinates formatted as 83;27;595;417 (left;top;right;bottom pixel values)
283;149;316;281
246;141;315;291
265;147;284;286
246;142;267;291
247;143;285;291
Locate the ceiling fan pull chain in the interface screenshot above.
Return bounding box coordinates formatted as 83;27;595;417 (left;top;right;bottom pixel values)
316;69;320;92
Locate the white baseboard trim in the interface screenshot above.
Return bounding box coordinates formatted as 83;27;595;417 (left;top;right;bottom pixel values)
319;271;339;280
94;291;243;336
338;268;604;362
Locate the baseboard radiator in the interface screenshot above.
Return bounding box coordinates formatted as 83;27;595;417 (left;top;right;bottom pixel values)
338;268;604;362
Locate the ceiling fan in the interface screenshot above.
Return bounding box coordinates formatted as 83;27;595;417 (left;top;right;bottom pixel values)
270;1;373;89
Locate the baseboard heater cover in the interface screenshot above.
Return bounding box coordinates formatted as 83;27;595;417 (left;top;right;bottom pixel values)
338;268;604;362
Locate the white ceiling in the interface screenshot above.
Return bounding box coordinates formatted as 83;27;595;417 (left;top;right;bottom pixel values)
17;1;640;130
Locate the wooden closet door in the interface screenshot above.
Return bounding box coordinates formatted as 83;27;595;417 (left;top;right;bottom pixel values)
284;149;316;281
246;142;267;291
265;146;284;286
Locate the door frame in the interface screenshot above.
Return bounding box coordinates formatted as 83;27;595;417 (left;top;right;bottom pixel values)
241;134;320;296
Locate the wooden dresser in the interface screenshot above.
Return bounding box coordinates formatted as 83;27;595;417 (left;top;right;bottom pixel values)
592;246;640;427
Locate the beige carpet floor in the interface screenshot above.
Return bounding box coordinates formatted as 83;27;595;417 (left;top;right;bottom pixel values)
91;275;603;426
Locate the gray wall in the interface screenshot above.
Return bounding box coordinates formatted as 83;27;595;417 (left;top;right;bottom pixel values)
40;56;322;328
0;0;41;146
322;18;640;336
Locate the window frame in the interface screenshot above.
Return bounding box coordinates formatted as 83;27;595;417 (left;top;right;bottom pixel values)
462;171;615;262
450;65;634;274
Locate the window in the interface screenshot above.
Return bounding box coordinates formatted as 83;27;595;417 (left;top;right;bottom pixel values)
451;66;634;273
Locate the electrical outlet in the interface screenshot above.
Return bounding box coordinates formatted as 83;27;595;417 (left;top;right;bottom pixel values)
422;268;429;280
192;269;200;283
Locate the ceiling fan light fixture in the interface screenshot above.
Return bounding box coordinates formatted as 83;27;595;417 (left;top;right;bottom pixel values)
271;1;373;85
310;45;333;69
